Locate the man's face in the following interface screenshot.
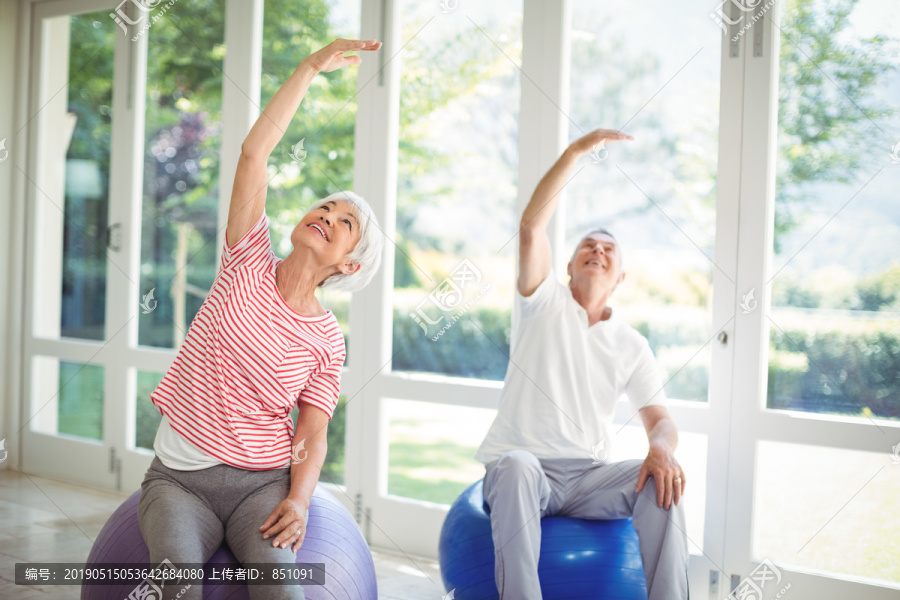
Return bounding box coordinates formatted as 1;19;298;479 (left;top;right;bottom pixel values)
567;232;625;293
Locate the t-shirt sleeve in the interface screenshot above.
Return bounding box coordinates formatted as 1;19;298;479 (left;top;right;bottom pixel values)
220;210;273;273
624;339;668;412
297;329;346;420
517;268;565;319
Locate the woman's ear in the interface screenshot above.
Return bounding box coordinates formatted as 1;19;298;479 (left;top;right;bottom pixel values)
339;260;362;276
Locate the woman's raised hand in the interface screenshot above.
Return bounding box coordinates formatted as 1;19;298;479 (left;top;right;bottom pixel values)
304;38;382;74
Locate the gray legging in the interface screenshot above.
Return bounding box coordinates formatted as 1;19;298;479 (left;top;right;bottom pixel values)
137;456;308;600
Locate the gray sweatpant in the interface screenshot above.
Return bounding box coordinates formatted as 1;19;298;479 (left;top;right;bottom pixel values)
137;456;308;600
482;449;689;600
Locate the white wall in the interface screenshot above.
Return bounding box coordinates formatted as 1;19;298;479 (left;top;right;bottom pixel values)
0;0;24;470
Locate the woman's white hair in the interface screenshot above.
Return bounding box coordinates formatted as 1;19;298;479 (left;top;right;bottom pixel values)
306;190;383;292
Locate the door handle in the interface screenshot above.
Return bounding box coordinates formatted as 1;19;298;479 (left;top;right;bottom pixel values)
106;222;121;252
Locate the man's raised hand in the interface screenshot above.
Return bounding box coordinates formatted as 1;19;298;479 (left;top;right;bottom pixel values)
568;128;633;157
304;38;382;74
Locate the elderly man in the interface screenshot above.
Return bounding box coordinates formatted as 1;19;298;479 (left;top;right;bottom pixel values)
474;129;690;600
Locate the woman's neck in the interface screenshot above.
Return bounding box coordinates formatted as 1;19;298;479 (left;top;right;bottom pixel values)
275;257;326;317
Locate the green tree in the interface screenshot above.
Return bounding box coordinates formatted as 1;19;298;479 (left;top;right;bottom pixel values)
775;0;896;249
857;262;900;311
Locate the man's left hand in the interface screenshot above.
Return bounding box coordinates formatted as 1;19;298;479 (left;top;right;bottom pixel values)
635;445;685;510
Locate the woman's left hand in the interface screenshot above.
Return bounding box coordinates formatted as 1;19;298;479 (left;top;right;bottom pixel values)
259;498;308;551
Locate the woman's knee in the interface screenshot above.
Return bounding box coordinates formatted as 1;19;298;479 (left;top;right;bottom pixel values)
228;528;299;568
248;582;306;600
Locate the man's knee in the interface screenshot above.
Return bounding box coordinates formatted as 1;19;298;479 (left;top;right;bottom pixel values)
484;450;546;513
627;466;687;517
491;450;542;480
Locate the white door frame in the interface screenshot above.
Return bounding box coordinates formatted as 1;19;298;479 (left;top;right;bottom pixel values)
20;0;135;490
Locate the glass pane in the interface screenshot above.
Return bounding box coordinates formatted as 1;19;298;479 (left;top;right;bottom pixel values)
138;0;225;349
31;356;104;442
566;0;722;402
262;0;360;363
386;399;495;504
47;12;115;341
291;394;347;486
612;426;707;553
767;0;900;421
392;1;522;380
135;370;165;450
755;441;900;583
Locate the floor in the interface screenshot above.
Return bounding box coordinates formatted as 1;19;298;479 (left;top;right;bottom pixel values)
0;467;444;599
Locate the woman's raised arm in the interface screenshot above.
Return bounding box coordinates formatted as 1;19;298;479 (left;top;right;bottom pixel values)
225;38;381;248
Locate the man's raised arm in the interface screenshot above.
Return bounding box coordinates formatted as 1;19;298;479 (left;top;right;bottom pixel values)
517;129;632;296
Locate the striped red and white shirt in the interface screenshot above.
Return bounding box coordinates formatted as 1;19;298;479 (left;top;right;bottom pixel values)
149;209;346;470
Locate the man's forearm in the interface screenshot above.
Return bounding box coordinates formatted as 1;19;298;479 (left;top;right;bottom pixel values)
647;417;678;454
520;147;581;234
242;60;317;159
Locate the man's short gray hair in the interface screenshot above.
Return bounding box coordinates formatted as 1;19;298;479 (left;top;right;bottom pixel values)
307;191;383;292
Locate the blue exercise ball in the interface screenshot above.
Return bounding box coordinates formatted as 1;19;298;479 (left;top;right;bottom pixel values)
439;481;647;600
82;484;376;600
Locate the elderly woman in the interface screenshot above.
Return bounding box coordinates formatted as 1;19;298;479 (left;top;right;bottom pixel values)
137;39;383;600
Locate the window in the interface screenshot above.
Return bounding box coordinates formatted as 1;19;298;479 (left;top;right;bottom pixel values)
138;0;225;349
567;0;723;402
767;0;900;423
392;0;523;381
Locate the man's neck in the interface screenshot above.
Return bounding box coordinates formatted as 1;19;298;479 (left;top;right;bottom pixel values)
569;279;613;326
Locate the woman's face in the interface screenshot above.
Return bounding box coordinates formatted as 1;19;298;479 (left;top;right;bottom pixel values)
292;200;363;274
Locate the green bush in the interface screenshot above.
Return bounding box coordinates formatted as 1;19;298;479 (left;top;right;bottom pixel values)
392;306;511;380
768;321;900;420
388;304;900;420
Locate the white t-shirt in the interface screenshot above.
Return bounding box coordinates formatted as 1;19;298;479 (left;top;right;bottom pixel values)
153;414;292;470
474;269;667;463
153;414;227;470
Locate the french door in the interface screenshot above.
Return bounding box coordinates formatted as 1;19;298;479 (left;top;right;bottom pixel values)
347;0;739;596
723;1;900;598
21;0;136;490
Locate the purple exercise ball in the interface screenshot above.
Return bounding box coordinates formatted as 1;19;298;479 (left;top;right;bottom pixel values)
81;484;376;600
